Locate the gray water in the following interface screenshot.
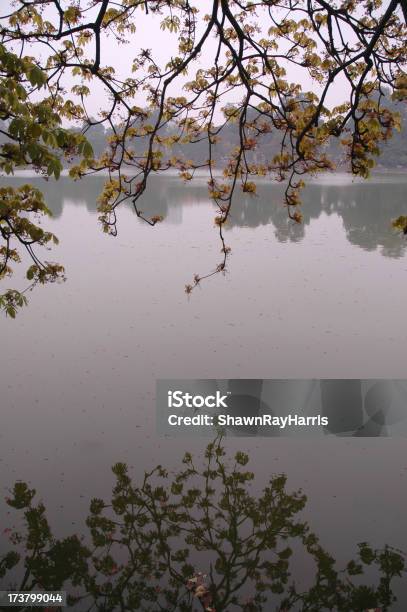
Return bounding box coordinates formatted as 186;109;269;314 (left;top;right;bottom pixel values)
1;172;407;605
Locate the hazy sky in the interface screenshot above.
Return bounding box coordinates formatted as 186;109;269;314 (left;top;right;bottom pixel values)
77;5;347;120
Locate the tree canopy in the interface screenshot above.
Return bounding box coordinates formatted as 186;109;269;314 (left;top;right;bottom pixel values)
1;0;406;312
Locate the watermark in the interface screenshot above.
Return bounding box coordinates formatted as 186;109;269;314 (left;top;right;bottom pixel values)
168;390;230;409
167;413;328;428
156;379;407;437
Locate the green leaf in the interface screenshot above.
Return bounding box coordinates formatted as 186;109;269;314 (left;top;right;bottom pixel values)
6;306;16;318
28;65;46;88
82;140;94;158
53;161;62;180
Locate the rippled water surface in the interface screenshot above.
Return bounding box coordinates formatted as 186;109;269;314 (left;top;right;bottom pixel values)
1;172;407;605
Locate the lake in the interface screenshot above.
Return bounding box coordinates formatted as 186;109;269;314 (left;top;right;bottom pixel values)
1;172;407;606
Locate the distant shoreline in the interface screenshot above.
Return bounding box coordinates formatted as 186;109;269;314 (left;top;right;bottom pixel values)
1;166;406;182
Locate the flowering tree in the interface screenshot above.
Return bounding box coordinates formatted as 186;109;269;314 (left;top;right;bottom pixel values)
1;437;405;611
1;0;406;310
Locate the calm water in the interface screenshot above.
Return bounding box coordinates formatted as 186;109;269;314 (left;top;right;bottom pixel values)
1;172;407;605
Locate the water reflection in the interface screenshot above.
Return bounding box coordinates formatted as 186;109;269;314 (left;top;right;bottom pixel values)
2;437;405;612
4;173;407;258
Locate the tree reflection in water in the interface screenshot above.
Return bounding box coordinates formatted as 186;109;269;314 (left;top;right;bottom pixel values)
5;175;407;259
1;437;405;611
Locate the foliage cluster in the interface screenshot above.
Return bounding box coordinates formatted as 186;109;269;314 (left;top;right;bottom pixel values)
0;0;406;309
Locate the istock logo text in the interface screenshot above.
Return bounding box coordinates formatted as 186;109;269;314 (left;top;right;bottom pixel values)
168;390;229;408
